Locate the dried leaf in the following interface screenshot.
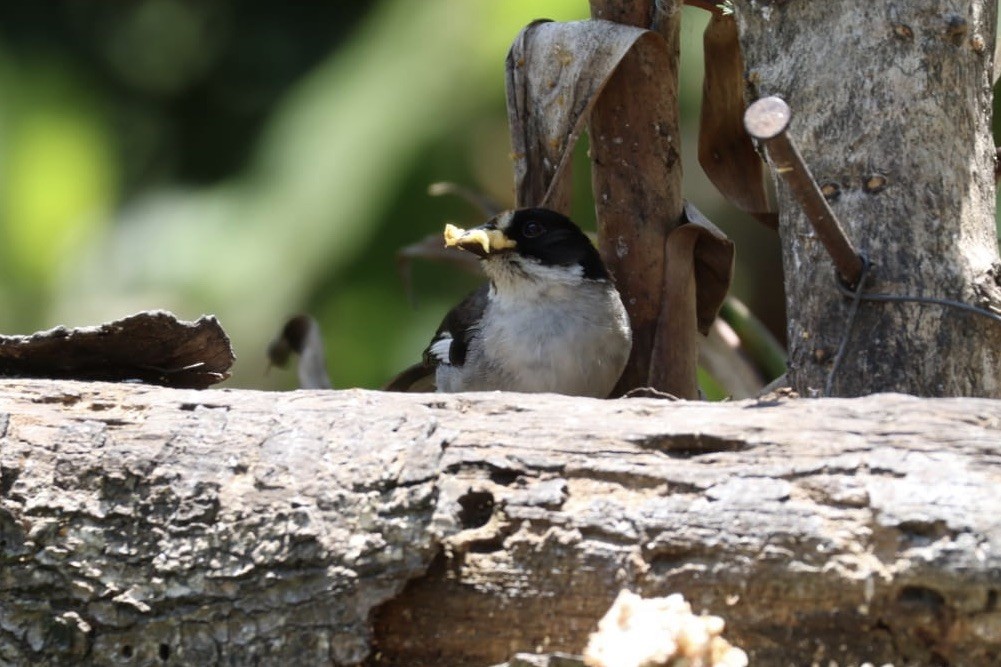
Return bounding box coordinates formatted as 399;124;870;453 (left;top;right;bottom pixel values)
506;19;657;212
685;202;736;334
649;202;735;397
0;310;233;388
266;314;332;389
699;12;777;228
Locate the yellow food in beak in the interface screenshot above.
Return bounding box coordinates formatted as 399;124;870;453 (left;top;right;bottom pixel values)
443;223;517;255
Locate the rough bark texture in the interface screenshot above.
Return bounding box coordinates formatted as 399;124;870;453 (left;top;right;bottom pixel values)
0;311;234;389
2;379;1001;666
734;1;1001;397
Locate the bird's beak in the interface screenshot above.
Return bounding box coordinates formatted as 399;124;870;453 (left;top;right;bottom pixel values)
443;220;517;258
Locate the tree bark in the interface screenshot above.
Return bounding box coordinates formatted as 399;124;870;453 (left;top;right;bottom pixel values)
2;379;1001;666
588;0;686;395
734;0;1001;397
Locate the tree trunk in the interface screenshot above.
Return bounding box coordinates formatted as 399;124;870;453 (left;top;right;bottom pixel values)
3;379;1001;666
588;0;687;394
734;0;1001;397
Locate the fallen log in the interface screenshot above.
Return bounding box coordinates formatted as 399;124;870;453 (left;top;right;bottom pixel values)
1;379;999;666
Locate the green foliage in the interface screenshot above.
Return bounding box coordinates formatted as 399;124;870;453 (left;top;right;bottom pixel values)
0;60;117;324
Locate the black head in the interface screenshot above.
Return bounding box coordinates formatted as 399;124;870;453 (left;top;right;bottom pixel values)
497;208;609;280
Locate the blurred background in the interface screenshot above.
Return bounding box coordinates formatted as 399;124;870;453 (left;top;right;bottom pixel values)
4;0;976;392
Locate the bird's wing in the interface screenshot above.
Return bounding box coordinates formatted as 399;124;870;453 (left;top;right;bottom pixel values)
383;284;489;392
424;283;489;367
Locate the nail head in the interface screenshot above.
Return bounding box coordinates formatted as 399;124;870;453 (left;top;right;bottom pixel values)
744;96;792;140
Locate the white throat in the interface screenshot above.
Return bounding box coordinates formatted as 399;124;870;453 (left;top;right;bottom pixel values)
482;254;587;303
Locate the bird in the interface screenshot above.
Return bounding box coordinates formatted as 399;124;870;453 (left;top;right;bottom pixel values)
385;207;632;397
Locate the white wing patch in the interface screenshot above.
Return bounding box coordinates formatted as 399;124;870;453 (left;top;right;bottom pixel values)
428;334;454;365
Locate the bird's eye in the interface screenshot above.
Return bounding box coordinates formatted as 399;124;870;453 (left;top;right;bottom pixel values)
522;221;545;238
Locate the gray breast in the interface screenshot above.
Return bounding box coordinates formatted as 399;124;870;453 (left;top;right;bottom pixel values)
438;282;631;397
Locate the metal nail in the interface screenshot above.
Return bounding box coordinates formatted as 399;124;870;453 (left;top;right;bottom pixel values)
744;96;864;287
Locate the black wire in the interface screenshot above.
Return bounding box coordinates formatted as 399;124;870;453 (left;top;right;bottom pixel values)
826;258;871;396
834;279;1001;325
826;256;1001;395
